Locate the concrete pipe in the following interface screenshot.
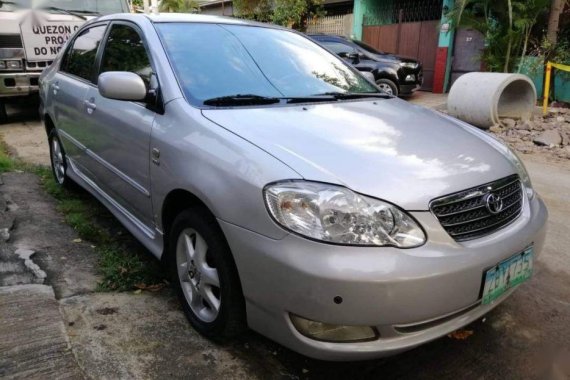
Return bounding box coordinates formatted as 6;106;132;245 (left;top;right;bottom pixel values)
447;73;537;129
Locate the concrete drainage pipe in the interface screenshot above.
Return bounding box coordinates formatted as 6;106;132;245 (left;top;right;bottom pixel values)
447;73;537;129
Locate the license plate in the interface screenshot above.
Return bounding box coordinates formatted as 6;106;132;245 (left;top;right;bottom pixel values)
481;246;534;305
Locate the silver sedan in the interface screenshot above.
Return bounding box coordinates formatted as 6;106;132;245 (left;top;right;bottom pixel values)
39;13;548;361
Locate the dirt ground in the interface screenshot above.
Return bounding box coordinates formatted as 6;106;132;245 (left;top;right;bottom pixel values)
1;99;569;379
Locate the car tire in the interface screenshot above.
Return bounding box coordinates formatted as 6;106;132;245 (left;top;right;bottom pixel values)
376;78;399;97
169;207;246;340
0;102;7;125
48;129;75;189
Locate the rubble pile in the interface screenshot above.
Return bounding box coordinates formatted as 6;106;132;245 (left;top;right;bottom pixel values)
491;108;570;160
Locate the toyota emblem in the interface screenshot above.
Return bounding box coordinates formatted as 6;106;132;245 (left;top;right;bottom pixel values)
485;193;504;214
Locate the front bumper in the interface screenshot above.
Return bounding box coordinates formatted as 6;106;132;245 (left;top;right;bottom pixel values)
0;72;41;98
399;83;421;95
219;194;548;361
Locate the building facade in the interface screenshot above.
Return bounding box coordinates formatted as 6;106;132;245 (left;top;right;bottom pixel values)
353;0;458;93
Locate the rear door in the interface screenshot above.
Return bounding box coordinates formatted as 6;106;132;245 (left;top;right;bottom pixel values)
80;22;156;229
53;23;108;173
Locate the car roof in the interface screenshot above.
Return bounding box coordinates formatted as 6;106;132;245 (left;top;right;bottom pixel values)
95;12;288;31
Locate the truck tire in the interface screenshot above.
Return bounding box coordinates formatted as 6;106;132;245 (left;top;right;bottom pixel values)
0;102;7;124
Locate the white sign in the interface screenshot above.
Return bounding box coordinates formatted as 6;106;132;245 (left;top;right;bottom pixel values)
20;16;84;61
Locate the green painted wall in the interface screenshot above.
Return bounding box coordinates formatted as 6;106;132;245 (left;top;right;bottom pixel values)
521;57;570;102
439;0;454;91
353;0;394;39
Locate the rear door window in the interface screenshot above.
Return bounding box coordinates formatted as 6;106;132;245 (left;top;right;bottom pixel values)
61;25;107;82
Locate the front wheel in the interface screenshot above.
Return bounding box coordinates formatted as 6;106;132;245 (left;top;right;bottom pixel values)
169;207;246;339
0;101;7;124
376;78;399;97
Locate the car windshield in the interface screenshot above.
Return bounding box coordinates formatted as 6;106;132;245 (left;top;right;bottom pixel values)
156;23;380;106
0;0;126;14
353;40;385;55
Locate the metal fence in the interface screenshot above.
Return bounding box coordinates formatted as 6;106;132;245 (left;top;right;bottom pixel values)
306;14;354;37
363;0;442;26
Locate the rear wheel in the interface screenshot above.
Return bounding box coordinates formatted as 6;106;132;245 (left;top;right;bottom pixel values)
376;78;399;97
169;207;246;339
48;129;74;189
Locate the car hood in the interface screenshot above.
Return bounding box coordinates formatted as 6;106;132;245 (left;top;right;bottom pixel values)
202;98;516;210
369;53;418;64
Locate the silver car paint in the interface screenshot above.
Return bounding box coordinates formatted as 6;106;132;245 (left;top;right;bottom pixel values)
40;13;548;361
98;71;147;101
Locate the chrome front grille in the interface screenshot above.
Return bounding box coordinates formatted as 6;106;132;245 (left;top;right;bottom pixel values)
26;61;53;71
430;175;523;241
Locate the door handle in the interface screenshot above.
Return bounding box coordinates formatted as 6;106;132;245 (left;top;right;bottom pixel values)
84;100;96;114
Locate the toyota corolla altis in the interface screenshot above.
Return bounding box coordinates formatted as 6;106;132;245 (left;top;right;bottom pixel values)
39;14;548;361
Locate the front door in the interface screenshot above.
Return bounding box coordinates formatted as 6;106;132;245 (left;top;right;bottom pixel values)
81;22;156;229
54;24;108;173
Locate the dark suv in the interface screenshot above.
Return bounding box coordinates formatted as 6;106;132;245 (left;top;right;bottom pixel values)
309;34;423;97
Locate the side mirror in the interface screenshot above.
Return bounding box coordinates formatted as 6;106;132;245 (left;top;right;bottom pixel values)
98;71;147;101
347;52;361;63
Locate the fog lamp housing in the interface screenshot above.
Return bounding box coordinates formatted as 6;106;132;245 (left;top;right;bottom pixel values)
405;74;416;82
290;314;379;343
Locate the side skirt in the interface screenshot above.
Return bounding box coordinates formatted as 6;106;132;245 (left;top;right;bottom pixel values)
66;157;164;259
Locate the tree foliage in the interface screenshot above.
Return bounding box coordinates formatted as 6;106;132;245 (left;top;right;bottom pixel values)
233;0;273;21
158;0;200;13
272;0;325;29
449;0;552;72
233;0;325;29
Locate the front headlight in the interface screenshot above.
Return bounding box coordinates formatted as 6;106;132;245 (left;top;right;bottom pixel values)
6;60;22;69
476;130;535;200
264;181;426;248
0;61;6;70
508;149;534;200
400;62;419;69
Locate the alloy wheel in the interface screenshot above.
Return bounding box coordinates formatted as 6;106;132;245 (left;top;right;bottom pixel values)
51;138;66;184
176;228;221;323
377;83;394;95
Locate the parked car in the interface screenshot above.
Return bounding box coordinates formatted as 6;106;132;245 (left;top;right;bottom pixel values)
309;34;423;97
40;14;547;361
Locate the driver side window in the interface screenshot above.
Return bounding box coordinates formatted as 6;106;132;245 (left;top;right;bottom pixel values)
99;24;152;88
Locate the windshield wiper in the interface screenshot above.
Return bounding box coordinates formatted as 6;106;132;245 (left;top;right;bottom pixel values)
203;94;281;106
203;94;342;107
36;6;87;19
65;9;102;15
315;91;393;100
